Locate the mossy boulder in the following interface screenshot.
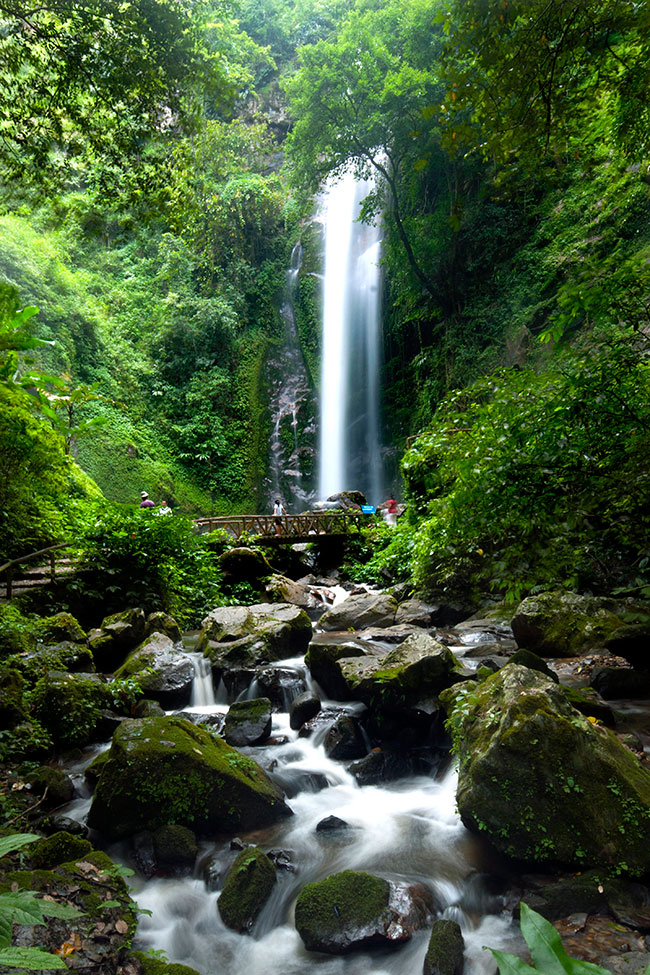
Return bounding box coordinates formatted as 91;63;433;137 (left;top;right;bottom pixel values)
26;765;75;807
27;831;93;869
0;850;137;974
423;919;465;975
88;607;147;671
305;636;369;700
508;648;558;682
217;846;276;932
0;665;25;727
130;950;200;975
318;592;398;632
145;611;182;642
14;640;95;683
36;612;86;644
152;824;198;873
218;547;272;583
31;671;112;747
441;664;650;872
264;573;314;608
294;870;433;954
197;603;312;663
87;716;292;840
510;592;626;657
223;697;272;746
289;691;321;730
116;632;194;709
307;632;462;708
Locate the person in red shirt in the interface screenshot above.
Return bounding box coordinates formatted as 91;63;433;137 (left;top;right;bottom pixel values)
385;497;398;527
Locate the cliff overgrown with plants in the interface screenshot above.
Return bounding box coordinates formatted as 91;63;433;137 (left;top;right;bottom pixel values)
2;0;650;609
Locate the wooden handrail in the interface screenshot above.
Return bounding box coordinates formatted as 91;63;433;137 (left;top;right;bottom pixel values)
0;542;73;599
194;511;364;542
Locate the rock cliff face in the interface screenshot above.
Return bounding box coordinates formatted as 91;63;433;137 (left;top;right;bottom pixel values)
441;664;650;871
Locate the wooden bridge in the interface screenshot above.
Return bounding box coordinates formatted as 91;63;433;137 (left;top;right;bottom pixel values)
194;511;364;543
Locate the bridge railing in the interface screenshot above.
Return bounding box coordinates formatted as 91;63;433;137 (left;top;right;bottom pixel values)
194;511;363;540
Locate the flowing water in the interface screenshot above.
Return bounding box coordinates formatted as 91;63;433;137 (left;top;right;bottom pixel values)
318;170;384;505
114;619;521;974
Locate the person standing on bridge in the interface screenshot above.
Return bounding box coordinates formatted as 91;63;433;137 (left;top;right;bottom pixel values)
273;498;287;536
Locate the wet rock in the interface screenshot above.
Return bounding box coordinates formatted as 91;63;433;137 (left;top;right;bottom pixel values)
561;686;616;725
31;671;112;747
316;815;354;832
361;623;423;643
95;709;125;740
218;546;272;583
26;765;74;807
294;870;434;954
441;664;650;871
289;690;321;729
145;611;182;642
452;617;515;647
88;607;147;671
305;636;371;700
40;814;88;837
15;641;95;683
270;767;329;798
318;592;398;632
323;714;367;761
266;848;295;871
511;592;624;657
87;716;292;840
133;698;165;717
198;603;312;662
423;919;465;975
153;824;198;874
508;648;559;682
255;666;307;710
591;666;650;699
116;632;194;709
604;623;650;670
27;831;93;869
349;748;414;786
217;846;276;932
326;490;365;511
131;831;156;877
265;573;314;608
395;599;441;628
224;697;272;746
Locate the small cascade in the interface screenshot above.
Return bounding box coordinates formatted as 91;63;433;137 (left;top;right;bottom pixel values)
188;653;217;709
318;169;384;504
265;242;318;511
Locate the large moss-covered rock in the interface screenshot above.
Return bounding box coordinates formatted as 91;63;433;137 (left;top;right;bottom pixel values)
441;664;650;872
217;846;276;932
31;671;112;747
423;919;465;975
197;603;312;663
116;632;194;709
145;611;182;642
26;766;74;807
36;612;86;644
511;592;625;657
264;574;314;608
88;607;147;671
223;697;272;746
218;547;272;583
307;632;462;707
294;870;433;954
87;716;292;840
15;640;95;683
318;592;398;632
27;831;93;869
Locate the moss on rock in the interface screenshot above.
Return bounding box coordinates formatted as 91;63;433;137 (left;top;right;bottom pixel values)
31;671;111;746
441;664;650;873
130;950;201;975
295;870;391;953
36;612;86;644
87;716;292;840
423;919;465;975
27;831;93;869
223;697;272;746
217;846;276;932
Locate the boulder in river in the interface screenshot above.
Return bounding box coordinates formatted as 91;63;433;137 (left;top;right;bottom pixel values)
289;690;321;730
318;592;398;631
510;592;628;657
294;869;434;954
223;697;272;746
441;664;650;872
197;603;312;662
264;573;314;608
87;716;292;840
115;632;194;709
423;918;465;975
88;607;146;671
217;846;276;932
145;610;182;642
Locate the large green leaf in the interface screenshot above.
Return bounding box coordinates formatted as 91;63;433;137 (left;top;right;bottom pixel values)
0;835;40;859
0;912;11;950
0;945;68;969
488;948;537;975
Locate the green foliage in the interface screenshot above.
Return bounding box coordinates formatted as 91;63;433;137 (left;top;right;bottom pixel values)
77;506;223;624
488;902;623;974
404;330;650;600
343;520;417;585
0;833;81;970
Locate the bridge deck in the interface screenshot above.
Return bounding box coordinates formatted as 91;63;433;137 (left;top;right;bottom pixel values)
194;512;363;543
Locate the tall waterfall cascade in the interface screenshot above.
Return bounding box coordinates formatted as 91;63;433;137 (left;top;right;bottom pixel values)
318;169;384;505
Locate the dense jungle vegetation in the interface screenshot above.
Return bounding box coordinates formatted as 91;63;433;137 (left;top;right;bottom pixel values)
1;0;650;615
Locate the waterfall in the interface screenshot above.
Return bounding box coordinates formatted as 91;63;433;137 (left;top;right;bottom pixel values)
318;170;384;505
265;242;318;512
